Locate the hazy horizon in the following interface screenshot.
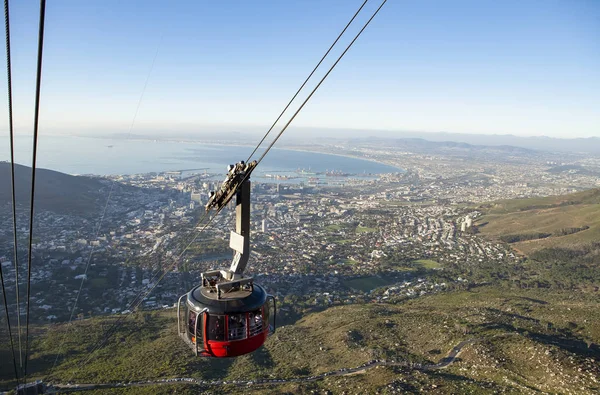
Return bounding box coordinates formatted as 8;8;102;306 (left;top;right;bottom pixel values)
0;0;598;140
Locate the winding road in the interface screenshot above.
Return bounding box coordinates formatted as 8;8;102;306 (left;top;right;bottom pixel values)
50;338;476;392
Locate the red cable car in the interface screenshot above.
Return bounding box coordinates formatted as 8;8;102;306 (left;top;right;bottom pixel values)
177;276;275;357
177;161;276;357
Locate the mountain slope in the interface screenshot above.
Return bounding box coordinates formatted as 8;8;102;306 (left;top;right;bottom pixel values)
0;162;107;215
476;189;600;253
2;286;597;394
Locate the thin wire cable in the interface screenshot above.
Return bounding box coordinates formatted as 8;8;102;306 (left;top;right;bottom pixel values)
68;0;388;380
246;0;369;163
48;36;162;374
64;202;234;380
68;186;235;366
4;0;22;372
69;211;219;378
249;0;387;178
0;236;20;386
23;0;46;379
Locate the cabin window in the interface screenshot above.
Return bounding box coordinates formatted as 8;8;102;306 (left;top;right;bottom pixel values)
188;310;197;335
228;313;247;341
263;304;270;330
207;314;225;341
248;309;264;337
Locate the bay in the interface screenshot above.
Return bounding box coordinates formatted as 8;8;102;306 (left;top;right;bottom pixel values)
2;135;401;180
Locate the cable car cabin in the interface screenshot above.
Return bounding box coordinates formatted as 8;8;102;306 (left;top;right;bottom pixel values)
177;275;276;358
179;161;275;357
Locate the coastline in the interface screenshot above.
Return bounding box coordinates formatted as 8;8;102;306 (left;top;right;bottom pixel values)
4;134;403;176
272;145;403;172
89;135;404;173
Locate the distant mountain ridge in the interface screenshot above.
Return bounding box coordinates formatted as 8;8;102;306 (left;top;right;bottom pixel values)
0;162;106;215
332;131;600;154
357;137;537;154
339;137;544;162
10;129;598;155
385;133;600;154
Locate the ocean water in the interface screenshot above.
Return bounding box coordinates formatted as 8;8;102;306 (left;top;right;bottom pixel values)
2;135;401;178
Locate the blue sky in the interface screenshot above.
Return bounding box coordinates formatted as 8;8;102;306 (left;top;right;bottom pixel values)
0;0;598;138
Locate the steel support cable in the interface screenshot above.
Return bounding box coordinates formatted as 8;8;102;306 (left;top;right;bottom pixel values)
47;38;162;376
3;0;21;383
65;185;239;378
248;0;388;180
0;238;20;386
70;211;220;378
246;0;369;163
114;203;237;317
46;186;119;374
69;200;238;378
63;180;225;379
62;199;224;379
68;0;388;380
23;0;46;380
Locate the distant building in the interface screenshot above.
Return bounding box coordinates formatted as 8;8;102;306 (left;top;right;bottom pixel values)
460;216;472;232
190;191;202;203
261;219;267;233
293;213;313;223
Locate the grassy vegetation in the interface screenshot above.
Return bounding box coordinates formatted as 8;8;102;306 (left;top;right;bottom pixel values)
84;385;201;394
498;232;551;243
2;286;597;394
413;259;441;269
344;276;392;292
477;188;600;254
1;191;599;393
479;188;600;214
474;188;600;292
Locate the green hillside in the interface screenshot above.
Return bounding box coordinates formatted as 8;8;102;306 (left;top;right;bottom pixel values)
479;188;600;215
2;286;598;394
477;188;600;254
474;189;600;291
0;162;106;215
2;190;599;393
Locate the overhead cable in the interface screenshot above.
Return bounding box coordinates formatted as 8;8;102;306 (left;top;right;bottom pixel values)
71;211;220;378
254;0;388;167
49;36;163;375
3;0;22;374
246;0;369;163
23;0;46;380
0;266;19;385
67;0;388;379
